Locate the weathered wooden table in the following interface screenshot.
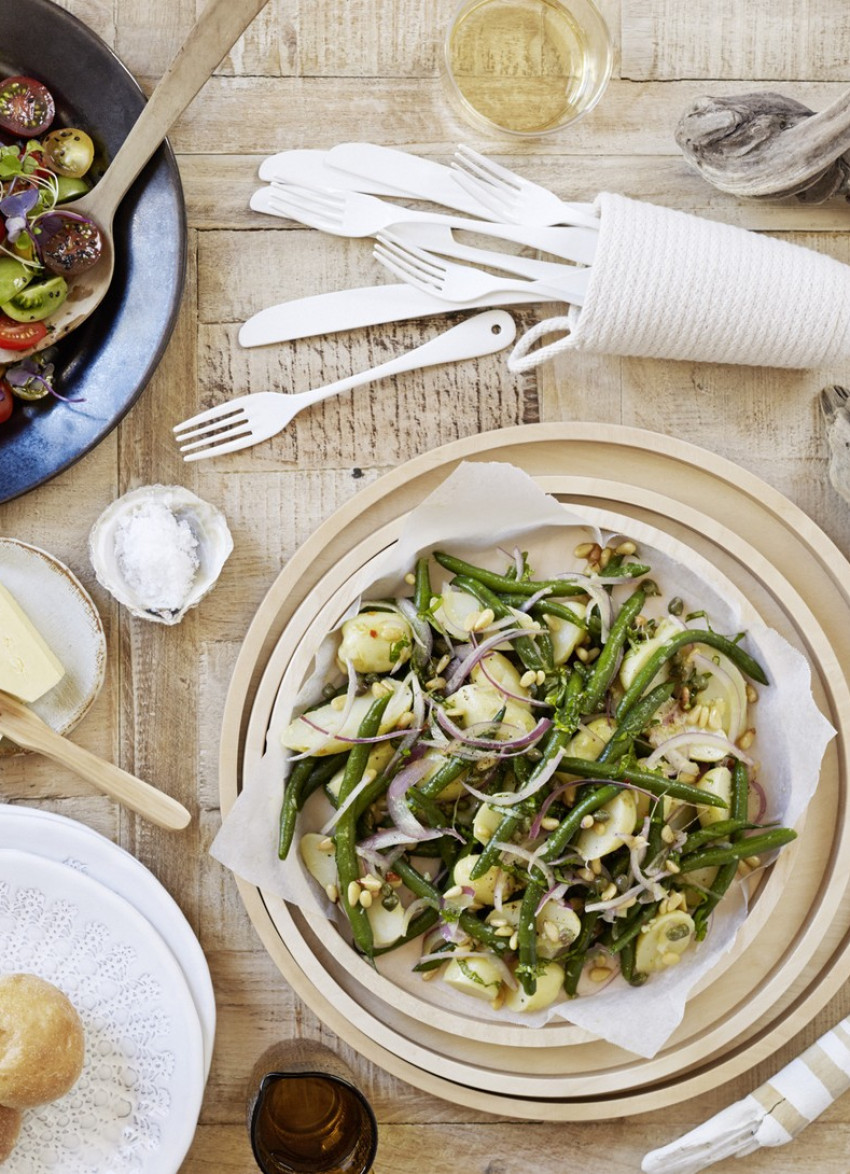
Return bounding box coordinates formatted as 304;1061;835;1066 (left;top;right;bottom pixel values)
5;0;850;1169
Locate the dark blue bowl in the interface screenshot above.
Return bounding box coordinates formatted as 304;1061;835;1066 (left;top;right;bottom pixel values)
0;0;186;503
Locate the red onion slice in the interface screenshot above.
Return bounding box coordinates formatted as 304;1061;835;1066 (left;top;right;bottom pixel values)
645;730;754;770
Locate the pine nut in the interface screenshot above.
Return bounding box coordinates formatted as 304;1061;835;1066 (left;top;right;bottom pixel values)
404;572;416;585
540;816;560;831
599;547;612;570
330;695;346;710
325;883;339;903
347;881;362;906
494;925;513;938
665;859;681;874
738;728;755;750
359;890;373;908
601;883;618;901
520;670;537;688
442;884;463;900
543;920;560;943
361;874;383;892
589;966;611;983
574;542;595;559
580;814;595;829
536;670;546;685
473;608;495;631
661;952;682;967
509;932;519;951
661;825;675;845
436;654;451;673
590;857;603;875
615;541;637;556
746;684;758;703
425;676;446;691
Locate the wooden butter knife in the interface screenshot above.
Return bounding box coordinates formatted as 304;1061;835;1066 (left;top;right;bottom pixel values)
0;690;191;830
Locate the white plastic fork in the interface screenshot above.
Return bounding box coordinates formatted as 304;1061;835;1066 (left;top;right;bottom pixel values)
172;310;517;461
252;183;600;265
374;231;591;307
452;144;600;229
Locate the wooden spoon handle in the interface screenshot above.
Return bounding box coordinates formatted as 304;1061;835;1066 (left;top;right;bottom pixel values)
94;0;271;223
0;710;191;831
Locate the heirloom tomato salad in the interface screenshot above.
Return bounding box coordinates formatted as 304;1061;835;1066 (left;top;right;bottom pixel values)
279;538;796;1015
0;74;104;425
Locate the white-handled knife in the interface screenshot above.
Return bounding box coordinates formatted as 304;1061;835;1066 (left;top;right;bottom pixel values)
324;143;504;218
258;149;407;197
238;283;547;348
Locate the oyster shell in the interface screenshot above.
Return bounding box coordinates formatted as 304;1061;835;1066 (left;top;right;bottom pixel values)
88;485;233;625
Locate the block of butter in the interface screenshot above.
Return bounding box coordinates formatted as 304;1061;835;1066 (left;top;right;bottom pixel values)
0;582;65;703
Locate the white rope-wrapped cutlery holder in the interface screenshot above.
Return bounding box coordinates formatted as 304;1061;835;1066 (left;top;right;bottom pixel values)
641;1014;850;1174
509;192;850;372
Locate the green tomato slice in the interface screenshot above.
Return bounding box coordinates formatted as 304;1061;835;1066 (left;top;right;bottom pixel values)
2;275;68;322
0;257;34;304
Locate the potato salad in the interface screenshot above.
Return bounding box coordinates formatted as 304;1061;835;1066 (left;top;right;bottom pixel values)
278;538;795;1014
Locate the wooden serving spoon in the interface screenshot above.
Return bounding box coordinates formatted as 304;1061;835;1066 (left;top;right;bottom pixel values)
0;0;271;364
0;689;191;830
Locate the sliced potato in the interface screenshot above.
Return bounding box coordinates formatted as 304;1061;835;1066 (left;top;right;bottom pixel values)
300;833;337;890
619;616;686;691
365;899;407;948
683;864;719;908
472;801;506;845
281;678;412;755
337;609;412;674
503;960;565;1013
575;788;637;860
634;910;695;974
545;602;587;665
564;716;616;762
449;854;513;908
433;587;484;640
697;765;732;827
536;901;581;959
442;955;504;1002
445;682;536;739
470;650;529;697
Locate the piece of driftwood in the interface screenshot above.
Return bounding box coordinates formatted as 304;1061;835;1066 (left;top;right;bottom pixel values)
675;89;850;201
821;385;850;502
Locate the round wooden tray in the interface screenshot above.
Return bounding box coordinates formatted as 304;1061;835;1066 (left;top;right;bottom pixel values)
220;424;850;1118
259;503;806;1054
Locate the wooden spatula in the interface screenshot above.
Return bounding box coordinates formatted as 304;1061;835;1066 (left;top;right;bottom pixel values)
0;690;190;830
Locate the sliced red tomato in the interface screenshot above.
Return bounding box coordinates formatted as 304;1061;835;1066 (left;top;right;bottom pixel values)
0;379;13;423
0;314;47;350
0;76;55;138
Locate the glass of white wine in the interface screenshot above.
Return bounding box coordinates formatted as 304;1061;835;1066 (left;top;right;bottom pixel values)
444;0;613;137
247;1040;378;1174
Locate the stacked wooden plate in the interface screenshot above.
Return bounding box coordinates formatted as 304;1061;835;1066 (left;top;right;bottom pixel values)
219;424;850;1119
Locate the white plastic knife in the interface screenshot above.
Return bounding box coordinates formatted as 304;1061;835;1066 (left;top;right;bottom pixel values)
238;283;547;348
258;149;406;196
325;142;505;218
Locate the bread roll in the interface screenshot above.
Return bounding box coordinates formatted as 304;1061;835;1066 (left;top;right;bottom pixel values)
0;1105;21;1164
0;974;84;1109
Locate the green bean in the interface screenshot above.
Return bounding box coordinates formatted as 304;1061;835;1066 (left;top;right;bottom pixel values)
581;587;646;714
516;880;545;996
616;630;768;720
645;797;666;870
414;556;432;616
563;911;600;996
619;938;647;986
539;783;621;861
301;753;349;807
606;901;660;954
678;826;796;873
391;857;510;956
680;818;753;856
555;757;728;807
334;693;391;957
692;761;752;940
436;551;590;597
597;681;675;766
278;758;316;860
505;598;588;630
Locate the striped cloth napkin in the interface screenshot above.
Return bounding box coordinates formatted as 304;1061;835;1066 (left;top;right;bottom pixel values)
642;1017;850;1172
